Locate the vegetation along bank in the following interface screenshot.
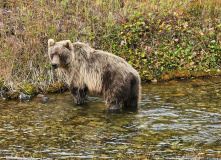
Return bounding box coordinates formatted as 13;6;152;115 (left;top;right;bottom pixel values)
0;0;221;99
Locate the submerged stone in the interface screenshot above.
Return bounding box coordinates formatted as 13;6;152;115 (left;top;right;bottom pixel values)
37;94;50;103
19;92;31;101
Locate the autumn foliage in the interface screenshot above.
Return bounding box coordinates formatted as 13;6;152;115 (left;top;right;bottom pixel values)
0;0;221;92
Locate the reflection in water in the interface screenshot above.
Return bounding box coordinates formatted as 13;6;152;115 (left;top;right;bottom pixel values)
0;77;221;159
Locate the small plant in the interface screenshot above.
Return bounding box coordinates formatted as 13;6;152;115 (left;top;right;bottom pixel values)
60;0;70;8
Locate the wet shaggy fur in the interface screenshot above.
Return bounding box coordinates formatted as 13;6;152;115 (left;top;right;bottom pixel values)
48;39;141;111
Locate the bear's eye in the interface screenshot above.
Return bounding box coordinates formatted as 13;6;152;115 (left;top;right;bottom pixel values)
59;54;62;57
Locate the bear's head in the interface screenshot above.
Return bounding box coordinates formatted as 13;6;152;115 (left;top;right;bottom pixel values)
48;39;73;70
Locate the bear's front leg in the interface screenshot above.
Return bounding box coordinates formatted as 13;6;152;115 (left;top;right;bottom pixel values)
70;87;88;105
108;101;121;112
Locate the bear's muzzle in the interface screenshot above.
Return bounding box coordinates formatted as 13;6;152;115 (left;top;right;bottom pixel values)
51;63;58;69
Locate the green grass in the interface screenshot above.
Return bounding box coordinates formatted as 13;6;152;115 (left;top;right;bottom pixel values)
0;0;221;93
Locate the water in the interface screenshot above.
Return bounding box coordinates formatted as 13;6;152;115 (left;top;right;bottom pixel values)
0;77;221;159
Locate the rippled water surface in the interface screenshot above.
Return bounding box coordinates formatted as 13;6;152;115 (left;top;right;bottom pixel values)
0;77;221;159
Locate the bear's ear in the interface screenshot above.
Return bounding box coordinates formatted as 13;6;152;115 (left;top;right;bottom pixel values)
48;39;55;47
63;40;73;50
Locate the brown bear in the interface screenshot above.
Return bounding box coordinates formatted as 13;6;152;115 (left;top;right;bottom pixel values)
48;39;141;111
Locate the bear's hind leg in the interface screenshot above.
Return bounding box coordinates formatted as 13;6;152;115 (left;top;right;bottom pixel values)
123;98;138;111
123;77;140;111
71;87;88;105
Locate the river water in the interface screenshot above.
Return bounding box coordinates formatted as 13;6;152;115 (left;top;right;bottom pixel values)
0;77;220;159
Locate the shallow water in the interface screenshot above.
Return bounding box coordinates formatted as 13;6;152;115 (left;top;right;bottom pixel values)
0;77;221;159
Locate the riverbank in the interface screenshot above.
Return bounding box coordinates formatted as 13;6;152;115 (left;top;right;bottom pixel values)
0;0;221;98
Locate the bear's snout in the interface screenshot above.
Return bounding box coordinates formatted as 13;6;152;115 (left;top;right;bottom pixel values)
51;63;58;69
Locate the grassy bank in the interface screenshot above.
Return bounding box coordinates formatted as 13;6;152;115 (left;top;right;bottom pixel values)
0;0;221;97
